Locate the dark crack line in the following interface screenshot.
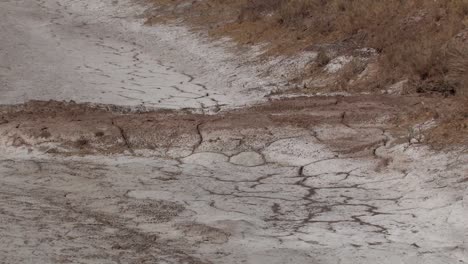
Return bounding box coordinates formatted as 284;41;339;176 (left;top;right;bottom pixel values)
111;119;134;155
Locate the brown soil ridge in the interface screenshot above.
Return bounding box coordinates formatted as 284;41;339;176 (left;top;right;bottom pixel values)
0;95;466;156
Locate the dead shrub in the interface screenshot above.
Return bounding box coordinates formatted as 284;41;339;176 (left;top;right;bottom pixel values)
39;130;51;139
416;80;457;96
238;0;282;22
75;137;88;148
276;0;320;26
337;58;368;90
316;49;330;67
445;43;468;95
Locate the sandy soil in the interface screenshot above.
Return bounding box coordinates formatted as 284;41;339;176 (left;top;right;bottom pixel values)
0;0;467;263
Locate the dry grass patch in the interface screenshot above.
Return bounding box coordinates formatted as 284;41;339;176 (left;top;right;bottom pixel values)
147;0;468;95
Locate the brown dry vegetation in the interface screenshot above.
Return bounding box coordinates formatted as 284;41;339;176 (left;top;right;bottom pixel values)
147;0;468;95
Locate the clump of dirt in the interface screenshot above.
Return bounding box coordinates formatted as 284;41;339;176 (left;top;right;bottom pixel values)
176;222;230;244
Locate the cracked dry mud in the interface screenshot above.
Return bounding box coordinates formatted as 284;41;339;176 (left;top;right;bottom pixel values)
0;0;281;111
0;99;467;264
0;0;467;263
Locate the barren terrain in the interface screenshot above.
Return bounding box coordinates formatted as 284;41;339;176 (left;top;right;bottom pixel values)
0;0;467;264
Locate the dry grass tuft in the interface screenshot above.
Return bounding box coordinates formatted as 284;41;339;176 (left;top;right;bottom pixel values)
315;49;331;67
446;42;468;95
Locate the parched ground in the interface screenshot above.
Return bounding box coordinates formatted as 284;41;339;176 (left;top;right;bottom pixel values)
0;0;467;263
0;97;467;264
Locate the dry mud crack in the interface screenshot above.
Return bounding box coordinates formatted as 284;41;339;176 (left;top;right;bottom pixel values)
0;98;467;264
0;0;467;263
